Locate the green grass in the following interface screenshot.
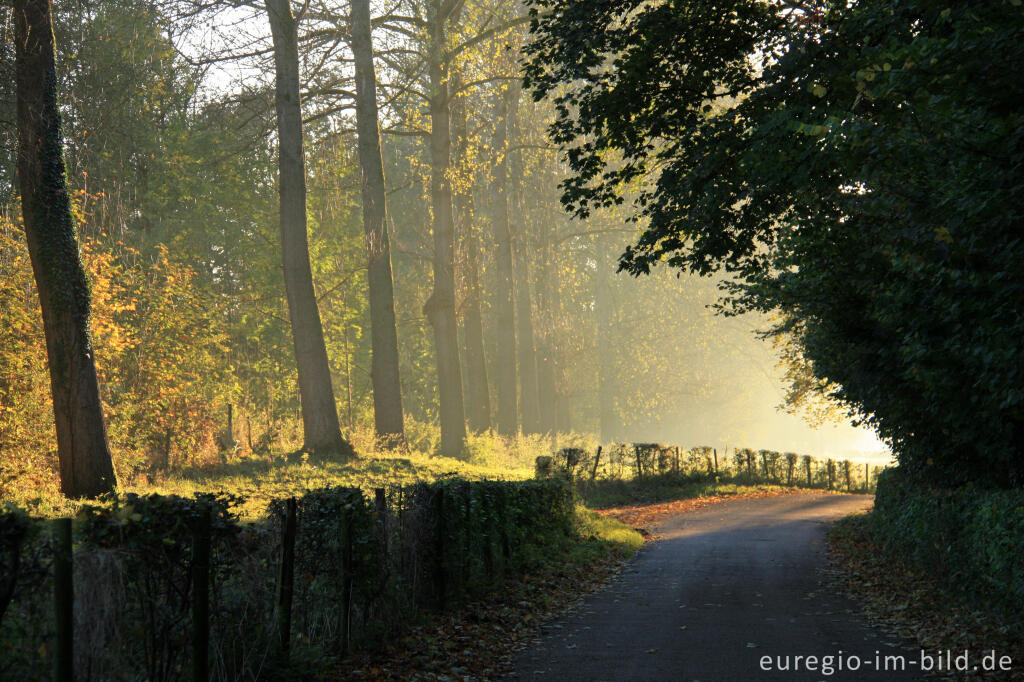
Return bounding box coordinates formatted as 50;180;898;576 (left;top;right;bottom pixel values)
136;450;533;520
11;439;538;519
575;505;644;552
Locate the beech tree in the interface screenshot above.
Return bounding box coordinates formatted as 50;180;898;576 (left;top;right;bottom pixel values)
265;0;353;460
14;0;117;497
350;0;406;443
451;72;492;433
490;84;519;437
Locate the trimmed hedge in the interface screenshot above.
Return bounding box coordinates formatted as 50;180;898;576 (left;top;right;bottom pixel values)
0;478;574;680
873;468;1024;611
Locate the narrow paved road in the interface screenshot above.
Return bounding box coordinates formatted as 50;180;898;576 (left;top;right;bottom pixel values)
511;494;919;681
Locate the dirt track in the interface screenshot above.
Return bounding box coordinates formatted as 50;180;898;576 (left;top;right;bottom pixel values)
510;494;919;681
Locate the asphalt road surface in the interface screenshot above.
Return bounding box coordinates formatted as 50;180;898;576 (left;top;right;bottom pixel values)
511;494;921;681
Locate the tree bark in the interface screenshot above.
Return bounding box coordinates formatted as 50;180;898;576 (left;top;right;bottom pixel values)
265;0;352;460
350;0;405;443
491;86;518;437
15;0;117;498
424;0;467;457
451;75;492;433
508;85;540;434
596;267;619;442
535;220;558;434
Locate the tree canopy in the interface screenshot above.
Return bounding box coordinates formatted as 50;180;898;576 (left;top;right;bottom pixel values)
525;0;1024;486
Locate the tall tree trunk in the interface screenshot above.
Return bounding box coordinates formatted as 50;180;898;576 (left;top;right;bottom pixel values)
424;0;467;457
451;76;492;433
596;260;618;442
15;0;117;498
265;0;352;460
514;247;540;432
491;87;518;437
508;86;540;433
350;0;405;443
535;221;558;434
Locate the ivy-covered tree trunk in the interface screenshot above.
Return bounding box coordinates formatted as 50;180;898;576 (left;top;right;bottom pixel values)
491;86;519;437
14;0;116;498
350;0;405;443
425;0;466;457
265;0;352;461
451;76;492;434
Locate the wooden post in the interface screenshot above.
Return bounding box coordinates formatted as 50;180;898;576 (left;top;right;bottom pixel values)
481;487;494;581
713;448;719;477
674;446;680;474
278;498;297;659
827;460;835;490
433;487;446;608
374;487;387;555
461;483;471;589
53;518;73;682
806;458;812;487
338;501;353;654
192;507;211;682
498;487;511;567
590;446;602;481
865;463;870;491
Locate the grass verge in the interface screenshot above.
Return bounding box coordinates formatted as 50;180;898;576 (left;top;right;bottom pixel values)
13;448;535;519
827;512;1024;681
575;471;847;509
594;485;811;534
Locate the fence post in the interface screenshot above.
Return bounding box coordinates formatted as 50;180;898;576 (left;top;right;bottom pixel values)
53;518;73;682
806;458;813;487
827;460;835;490
481;487;494;582
590;446;602;481
433;486;446;608
498;487;511;569
865;463;870;491
338;500;353;655
192;506;211;682
713;448;719;477
461;483;472;589
374;487;387;556
278;497;297;660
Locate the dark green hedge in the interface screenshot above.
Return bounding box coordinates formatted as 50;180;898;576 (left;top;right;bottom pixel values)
0;478;575;681
873;468;1024;611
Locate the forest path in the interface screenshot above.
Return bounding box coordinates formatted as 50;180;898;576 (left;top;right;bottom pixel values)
510;494;919;681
